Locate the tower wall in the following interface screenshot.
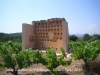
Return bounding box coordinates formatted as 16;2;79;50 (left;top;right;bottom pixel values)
22;18;69;53
62;21;69;52
22;23;35;50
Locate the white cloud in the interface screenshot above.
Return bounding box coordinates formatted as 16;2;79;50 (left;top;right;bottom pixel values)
88;23;97;30
87;23;100;34
69;23;100;35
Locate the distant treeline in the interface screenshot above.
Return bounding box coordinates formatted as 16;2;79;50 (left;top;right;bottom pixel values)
69;33;100;41
0;32;100;42
0;32;22;42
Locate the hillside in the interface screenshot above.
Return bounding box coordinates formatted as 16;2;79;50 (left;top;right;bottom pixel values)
0;32;22;42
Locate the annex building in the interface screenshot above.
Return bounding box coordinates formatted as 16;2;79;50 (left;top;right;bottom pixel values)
22;18;69;53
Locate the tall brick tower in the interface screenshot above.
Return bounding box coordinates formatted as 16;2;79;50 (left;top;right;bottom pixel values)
22;18;69;53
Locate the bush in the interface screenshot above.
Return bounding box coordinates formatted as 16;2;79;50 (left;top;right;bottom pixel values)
69;40;100;71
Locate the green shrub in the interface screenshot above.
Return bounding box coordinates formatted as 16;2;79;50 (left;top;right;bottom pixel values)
69;40;100;71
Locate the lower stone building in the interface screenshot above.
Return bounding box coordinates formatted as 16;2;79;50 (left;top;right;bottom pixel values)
22;18;69;53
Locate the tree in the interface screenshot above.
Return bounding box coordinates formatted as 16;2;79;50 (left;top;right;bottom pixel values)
69;35;78;41
91;34;100;41
82;33;91;41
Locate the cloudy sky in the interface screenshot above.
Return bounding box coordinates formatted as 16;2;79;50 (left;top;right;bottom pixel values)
0;0;100;35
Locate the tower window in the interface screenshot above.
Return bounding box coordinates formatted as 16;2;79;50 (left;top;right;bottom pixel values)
45;22;47;25
50;40;52;41
50;22;52;24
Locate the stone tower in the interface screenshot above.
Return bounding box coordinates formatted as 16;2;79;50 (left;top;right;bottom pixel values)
22;18;69;53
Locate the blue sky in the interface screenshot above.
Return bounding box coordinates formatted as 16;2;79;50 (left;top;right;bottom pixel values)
0;0;100;35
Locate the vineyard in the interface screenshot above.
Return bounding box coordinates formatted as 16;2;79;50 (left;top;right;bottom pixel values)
0;40;100;75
